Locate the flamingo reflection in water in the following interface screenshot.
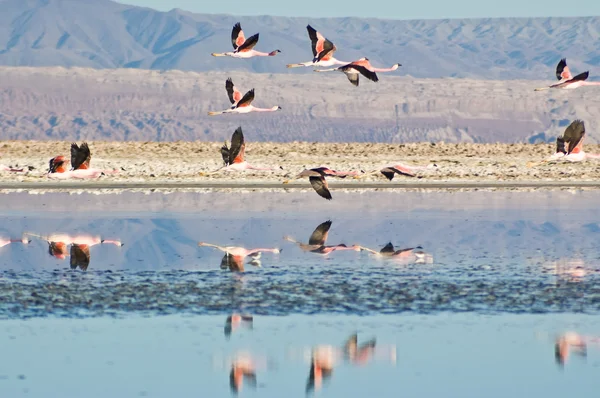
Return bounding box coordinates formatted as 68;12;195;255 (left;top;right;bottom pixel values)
554;332;600;367
26;232;123;270
358;242;433;264
284;220;360;255
224;313;254;339
0;236;30;249
198;242;280;272
306;333;396;393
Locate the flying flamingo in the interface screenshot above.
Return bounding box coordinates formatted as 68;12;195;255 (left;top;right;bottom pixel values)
284;220;360;255
287;25;350;69
224;314;254;339
283;167;359;200
198;242;280;272
208;78;281;116
211;22;281;58
48;142;118;179
535;58;600;91
314;58;380;86
0;237;30;248
529;120;600;166
204;127;278;174
358;242;434;264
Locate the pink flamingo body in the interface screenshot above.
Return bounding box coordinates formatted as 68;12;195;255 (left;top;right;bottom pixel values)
536;120;600;164
287;25;350;68
212;22;280;59
284;167;359;200
209;127;278;173
48;142;119;179
535;58;600;91
198;242;280;272
284;220;360;255
208;78;281;116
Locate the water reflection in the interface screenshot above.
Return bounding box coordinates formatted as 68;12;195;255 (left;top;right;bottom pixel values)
229;352;259;395
224;314;254;339
198;242;280;272
284;220;360;255
0;236;30;248
358;242;434;264
27;232;123;271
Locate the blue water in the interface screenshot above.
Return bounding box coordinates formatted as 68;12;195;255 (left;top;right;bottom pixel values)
1;190;600;396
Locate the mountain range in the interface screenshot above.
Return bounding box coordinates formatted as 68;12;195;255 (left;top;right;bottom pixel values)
1;0;599;79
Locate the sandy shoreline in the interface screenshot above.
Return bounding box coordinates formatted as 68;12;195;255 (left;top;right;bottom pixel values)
2;140;600;191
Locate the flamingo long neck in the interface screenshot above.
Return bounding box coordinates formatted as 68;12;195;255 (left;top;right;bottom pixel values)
370;65;399;72
251;106;278;112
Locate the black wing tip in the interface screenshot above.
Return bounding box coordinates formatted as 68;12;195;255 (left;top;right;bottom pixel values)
226;77;233;84
233;22;241;29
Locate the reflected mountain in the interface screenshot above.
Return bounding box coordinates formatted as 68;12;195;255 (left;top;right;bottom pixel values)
26;232;122;270
224;314;254;339
285;220;360;255
359;242;434;264
198;242;280;272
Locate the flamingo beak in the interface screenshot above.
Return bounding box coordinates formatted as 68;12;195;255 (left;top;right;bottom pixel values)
282;180;290;184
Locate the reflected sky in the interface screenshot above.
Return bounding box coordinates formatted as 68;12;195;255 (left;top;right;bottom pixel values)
0;314;599;397
1;190;600;316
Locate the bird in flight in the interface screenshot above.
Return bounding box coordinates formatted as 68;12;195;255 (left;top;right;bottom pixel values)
283;167;359;200
314;58;380;86
535;59;600;91
529;120;600;165
198;241;280;272
284;220;360;255
287;25;350;69
208;78;281;116
48;142;118;179
214;127;278;172
211;22;280;58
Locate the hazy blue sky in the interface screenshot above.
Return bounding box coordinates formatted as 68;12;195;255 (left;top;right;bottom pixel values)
116;0;600;19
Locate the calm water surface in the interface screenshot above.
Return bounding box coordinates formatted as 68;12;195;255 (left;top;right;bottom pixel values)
0;190;599;396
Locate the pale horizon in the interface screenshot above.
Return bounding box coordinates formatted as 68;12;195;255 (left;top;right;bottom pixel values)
115;0;600;20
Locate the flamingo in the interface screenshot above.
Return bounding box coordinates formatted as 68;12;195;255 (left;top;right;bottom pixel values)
287;25;350;69
48;142;118;179
358;243;434;264
26;232;122;266
284;220;360;255
212;22;280;58
208;78;281;116
198;242;280;272
224;314;254;339
0;237;30;248
283;167;359;200
555;332;590;366
529;120;600;166
229;353;258;394
344;333;377;366
535;58;600;91
203;127;278;174
314;58;380;86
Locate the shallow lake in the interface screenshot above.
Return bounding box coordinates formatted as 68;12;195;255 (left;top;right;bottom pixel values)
0;190;599;396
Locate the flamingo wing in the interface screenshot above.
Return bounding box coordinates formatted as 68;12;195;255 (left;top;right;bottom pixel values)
380;169;395;180
351;65;379;83
380;242;396;254
70;142;91;170
70;244;90;271
226;78;243;104
563;120;585;154
48;156;66;173
237;33;259;52
220;141;230;165
389;166;416;178
556;137;566;154
221;253;245;271
308;220;332;245
307;25;336;61
567;71;589;83
236;89;255;108
228;127;245;164
555;58;572;81
309;176;332;200
231;22;246;50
